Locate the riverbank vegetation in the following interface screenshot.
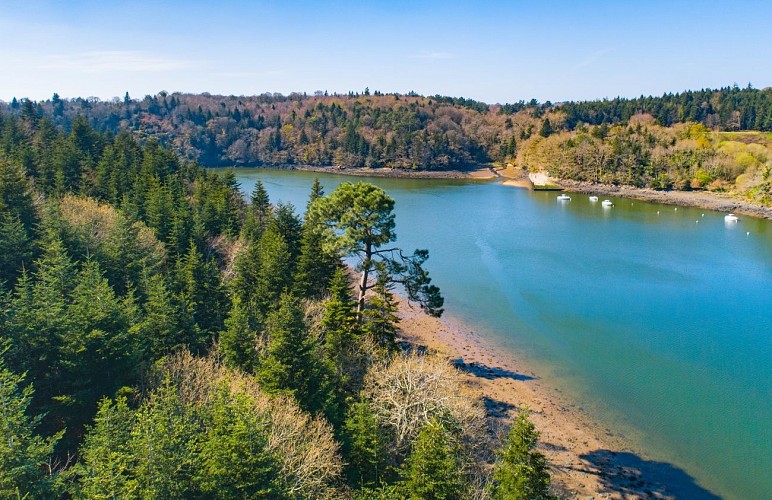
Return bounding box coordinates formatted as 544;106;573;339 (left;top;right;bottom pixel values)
3;85;771;205
0;111;555;497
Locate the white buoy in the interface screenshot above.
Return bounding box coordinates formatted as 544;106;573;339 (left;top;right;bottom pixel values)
747;232;750;236
675;207;678;211
657;211;660;214
701;214;705;217
696;220;699;223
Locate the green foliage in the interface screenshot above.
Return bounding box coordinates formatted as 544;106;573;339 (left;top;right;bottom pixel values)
195;384;280;498
0;355;61;498
257;293;332;416
491;408;553;500
401;418;467;500
76;397;136;498
219;294;258;372
343;401;390;488
313;182;443;318
361;269;400;348
175;240;227;345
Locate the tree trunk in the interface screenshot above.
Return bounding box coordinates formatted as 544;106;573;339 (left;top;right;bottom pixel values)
356;247;371;318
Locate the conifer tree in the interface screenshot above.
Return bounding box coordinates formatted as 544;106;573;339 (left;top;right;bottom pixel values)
253;225;293;317
361;266;400;348
401;418;466;499
196;384;281;497
294;180;338;299
491;408;553;500
242;180;271;242
77;397;135;498
258;293;331;416
0;357;61;498
343;401;390;488
175;240;227;347
219;295;258;372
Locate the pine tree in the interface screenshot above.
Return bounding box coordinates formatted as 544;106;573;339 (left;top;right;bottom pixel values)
219;295;258;372
0;213;35;286
196;384;281;497
253;226;293;317
132;273;188;359
294;180;338;299
77;397;136;498
62;260;139;437
242;180;271;242
361;268;400;348
491;408;553;500
257;293;330;415
401;418;466;499
0;356;61;498
175;240;227;347
343;401;390;488
130;380;199;498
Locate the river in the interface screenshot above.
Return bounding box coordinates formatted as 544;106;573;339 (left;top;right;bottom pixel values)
230;168;771;499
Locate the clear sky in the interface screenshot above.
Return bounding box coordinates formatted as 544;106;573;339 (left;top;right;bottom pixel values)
1;0;770;104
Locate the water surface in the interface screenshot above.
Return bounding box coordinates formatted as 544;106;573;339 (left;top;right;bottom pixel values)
231;168;771;499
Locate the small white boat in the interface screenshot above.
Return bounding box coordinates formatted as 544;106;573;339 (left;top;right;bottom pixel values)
724;213;739;222
589;196;599;202
601;200;613;207
557;194;571;201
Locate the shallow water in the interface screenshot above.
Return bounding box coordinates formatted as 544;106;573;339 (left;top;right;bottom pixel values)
231;168;772;499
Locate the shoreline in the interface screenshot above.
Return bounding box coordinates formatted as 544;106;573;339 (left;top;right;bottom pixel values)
394;296;714;499
292;164;499;180
556;179;772;220
230;164;771;220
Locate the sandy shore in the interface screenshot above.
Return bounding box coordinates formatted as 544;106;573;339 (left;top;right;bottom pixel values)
394;297;712;499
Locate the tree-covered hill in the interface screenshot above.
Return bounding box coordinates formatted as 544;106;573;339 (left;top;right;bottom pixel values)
2;85;770;172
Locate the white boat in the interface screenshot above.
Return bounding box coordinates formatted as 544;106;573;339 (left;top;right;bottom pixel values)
557;194;571;201
724;213;739;222
601;200;613;207
589;196;599;202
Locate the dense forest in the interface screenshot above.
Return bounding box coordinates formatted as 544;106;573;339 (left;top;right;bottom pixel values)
1;86;770;168
0;111;555;497
2;85;770;204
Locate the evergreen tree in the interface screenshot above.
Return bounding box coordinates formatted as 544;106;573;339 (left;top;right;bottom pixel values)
491;408;553;500
132;273;190;358
242;180;271;242
76;397;136;498
343;401;390;488
539;118;553;138
196;384;281;498
401;418;466;499
294;180;338;299
253;225;293;317
61;259;139;439
361;267;400;348
129;380;199;498
175;240;227;347
0;213;35;286
257;293;331;416
0;355;61;498
219;295;258;372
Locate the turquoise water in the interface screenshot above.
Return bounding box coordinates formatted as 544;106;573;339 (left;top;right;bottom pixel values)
231;168;772;499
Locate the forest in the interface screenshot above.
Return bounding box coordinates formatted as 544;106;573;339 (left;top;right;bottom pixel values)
0;110;555;497
2;85;770;204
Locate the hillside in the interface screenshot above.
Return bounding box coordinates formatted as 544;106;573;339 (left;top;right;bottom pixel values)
2;86;771;204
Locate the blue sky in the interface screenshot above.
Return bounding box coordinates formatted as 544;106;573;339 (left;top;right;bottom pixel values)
1;0;770;104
